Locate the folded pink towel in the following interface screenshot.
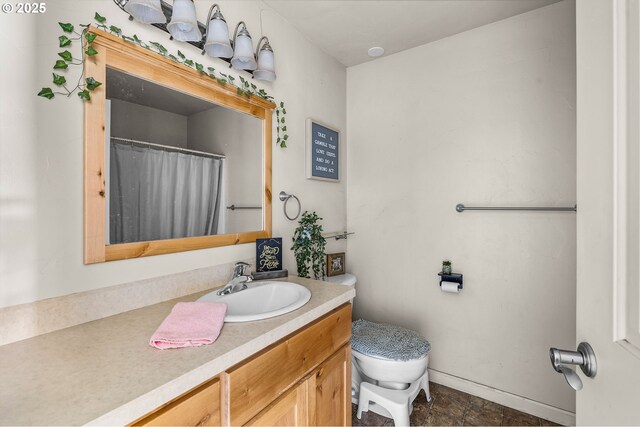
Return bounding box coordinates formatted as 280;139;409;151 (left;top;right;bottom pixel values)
149;302;227;350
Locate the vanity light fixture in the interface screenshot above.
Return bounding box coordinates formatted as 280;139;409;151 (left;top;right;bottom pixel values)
167;0;202;42
230;22;257;71
123;0;166;24
202;4;233;58
113;0;276;80
254;37;276;81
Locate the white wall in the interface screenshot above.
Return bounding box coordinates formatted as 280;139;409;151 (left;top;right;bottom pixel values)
187;107;263;233
347;0;576;412
110;99;188;148
0;0;346;308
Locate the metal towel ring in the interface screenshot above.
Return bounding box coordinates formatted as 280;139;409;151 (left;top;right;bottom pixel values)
279;191;301;221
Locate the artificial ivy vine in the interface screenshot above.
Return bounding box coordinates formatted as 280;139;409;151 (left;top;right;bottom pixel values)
275;102;288;148
37;19;102;101
38;12;289;148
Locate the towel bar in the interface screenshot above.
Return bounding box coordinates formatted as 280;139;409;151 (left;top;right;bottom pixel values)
227;205;261;211
456;204;576;213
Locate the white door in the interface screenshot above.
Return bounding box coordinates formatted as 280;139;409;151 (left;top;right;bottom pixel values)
576;0;640;424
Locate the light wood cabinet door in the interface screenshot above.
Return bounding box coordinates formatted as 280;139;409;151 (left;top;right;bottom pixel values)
314;344;351;426
245;380;309;427
132;378;220;426
224;304;352;426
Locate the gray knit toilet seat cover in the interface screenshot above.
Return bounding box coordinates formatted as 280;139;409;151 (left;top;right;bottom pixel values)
351;319;431;361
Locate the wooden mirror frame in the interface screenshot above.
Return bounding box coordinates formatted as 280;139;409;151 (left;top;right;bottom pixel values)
84;28;273;264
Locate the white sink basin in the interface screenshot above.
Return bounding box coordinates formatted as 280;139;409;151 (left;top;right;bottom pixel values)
197;281;311;322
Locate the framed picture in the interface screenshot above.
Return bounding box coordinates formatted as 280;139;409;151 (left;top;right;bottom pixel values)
327;252;346;277
306;118;340;182
256;238;283;272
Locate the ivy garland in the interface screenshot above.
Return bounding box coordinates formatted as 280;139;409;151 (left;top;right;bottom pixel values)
36;21;100;101
38;12;289;148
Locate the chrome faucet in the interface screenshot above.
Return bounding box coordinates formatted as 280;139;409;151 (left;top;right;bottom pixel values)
217;262;253;295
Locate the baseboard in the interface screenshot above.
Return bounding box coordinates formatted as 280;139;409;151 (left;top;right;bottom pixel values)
428;369;576;426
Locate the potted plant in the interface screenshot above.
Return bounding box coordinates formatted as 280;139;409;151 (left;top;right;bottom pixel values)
292;211;326;280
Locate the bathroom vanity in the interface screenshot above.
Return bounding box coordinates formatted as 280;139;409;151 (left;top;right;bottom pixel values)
133;303;351;426
0;277;354;426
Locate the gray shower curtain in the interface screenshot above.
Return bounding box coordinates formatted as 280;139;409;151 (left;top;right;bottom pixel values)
110;141;223;244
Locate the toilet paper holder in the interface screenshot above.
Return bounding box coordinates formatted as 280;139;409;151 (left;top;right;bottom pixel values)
438;273;463;290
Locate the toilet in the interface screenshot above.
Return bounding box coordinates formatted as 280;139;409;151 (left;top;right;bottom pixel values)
324;273;357;287
324;273;431;426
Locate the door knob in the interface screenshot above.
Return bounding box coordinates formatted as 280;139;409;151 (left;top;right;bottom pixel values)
549;342;597;391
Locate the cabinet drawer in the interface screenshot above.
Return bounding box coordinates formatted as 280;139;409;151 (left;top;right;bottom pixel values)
225;303;352;426
132;377;220;426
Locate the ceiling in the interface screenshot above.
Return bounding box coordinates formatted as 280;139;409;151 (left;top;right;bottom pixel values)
106;68;217;116
264;0;562;67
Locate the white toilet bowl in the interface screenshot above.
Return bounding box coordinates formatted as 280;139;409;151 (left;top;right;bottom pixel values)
352;349;429;389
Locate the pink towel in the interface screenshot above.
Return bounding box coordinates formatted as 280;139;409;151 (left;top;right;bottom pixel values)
149;302;227;350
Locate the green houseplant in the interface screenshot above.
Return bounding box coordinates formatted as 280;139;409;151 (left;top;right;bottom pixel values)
292;211;326;280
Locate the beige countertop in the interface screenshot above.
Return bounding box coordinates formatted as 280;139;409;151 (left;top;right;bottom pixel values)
0;277;355;426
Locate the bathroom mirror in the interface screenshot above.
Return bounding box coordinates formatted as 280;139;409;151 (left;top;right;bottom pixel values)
84;29;274;264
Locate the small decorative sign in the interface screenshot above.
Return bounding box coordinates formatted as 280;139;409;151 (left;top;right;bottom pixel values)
327;252;346;277
306;119;340;182
256;238;283;272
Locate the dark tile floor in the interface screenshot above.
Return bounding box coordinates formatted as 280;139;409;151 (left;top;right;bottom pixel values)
352;382;562;426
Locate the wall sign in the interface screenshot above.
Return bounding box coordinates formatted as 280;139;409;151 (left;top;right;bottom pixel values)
256;237;283;272
306;119;340;182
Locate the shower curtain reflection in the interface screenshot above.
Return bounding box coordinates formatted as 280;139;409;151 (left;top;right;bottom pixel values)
109;140;224;244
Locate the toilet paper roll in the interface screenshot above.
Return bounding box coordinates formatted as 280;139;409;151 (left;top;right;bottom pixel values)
441;281;460;293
